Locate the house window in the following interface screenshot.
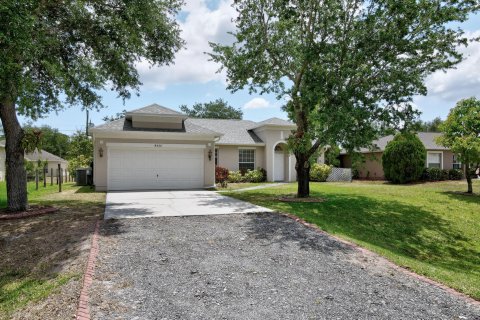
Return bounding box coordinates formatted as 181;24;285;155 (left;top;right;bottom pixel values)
215;148;219;166
452;154;461;170
427;152;442;169
239;149;255;171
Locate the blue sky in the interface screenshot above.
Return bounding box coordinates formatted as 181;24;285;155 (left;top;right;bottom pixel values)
22;1;480;135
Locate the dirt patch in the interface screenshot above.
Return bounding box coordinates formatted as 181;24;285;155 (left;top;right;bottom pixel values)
0;206;58;220
0;188;105;320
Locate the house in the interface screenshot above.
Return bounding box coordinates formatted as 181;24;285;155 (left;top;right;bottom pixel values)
90;104;298;191
0;140;69;181
338;132;461;180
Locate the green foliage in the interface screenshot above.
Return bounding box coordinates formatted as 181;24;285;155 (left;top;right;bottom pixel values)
67;130;93;160
324;146;340;167
422;168;448;181
180;99;243;119
413;117;444;133
437;98;480;192
244;169;265;183
21;128;43;154
448;169;464;181
310;163;332;182
228;170;243;183
209;0;478;196
68;155;92;177
23;123;69;158
383;133;426;184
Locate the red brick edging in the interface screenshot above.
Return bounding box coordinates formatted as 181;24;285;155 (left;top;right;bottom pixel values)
281;212;480;307
76;220;101;320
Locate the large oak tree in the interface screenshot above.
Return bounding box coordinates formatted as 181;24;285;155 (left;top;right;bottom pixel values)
0;1;183;211
210;0;479;197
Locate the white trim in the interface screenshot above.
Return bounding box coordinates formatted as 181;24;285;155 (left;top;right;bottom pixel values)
236;146;257;150
90;130;221;140
216;143;266;147
238;148;256;170
106;143;206;149
427;151;444;169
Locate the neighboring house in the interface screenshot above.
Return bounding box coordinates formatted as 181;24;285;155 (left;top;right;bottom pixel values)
339;132;461;180
90;104;298;191
0;140;68;181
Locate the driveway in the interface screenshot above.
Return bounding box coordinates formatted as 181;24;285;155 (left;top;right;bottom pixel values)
104;190;273;219
90;213;480;320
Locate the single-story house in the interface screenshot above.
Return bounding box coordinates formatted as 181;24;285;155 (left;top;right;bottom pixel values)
0;140;68;181
339;132;461;180
90;104;300;191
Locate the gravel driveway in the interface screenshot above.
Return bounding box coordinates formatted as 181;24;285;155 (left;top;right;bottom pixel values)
90;213;480;319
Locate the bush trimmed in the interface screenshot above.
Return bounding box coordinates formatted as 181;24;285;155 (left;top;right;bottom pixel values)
310;163;332;182
228;168;267;183
448;169;463;180
215;166;229;187
382;133;426;184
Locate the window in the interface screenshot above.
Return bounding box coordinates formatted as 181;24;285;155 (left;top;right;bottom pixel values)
239;149;255;171
215;148;219;166
427;152;442;169
453;154;462;170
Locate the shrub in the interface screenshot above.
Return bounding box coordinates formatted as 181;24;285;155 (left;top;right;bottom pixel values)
227;170;243;183
215;166;229;187
244;169;264;183
382;133;426;184
422;168;448;181
448;169;464;180
310;163;332;182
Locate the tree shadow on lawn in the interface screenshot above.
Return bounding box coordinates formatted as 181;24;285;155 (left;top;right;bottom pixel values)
239;191;480;275
0;200;104;316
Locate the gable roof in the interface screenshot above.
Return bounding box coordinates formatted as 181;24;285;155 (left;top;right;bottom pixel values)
341;132;447;154
249;117;295;129
0;141;67;162
127;103;184;116
188;119;264;145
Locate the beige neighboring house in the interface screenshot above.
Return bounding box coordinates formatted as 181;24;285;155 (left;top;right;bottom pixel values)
0;140;68;181
339;132;461;180
90;104;299;191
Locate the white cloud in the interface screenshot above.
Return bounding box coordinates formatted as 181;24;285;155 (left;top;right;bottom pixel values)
137;0;236;90
243;97;271;109
425;30;480;101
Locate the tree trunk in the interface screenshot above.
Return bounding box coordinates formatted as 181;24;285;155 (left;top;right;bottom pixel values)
0;100;28;211
296;155;310;198
465;162;473;194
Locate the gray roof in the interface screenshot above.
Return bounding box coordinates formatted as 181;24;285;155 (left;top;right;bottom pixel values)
92;117;221;136
25;149;68;162
250;117;295;129
188;119;264;145
342;132;447;154
1;141;67;162
127;103;184;116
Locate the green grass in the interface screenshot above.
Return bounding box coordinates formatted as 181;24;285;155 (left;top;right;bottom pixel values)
0;180;78;209
226;180;480;300
213;182;276;191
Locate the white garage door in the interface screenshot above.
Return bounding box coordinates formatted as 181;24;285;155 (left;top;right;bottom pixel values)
107;146;204;190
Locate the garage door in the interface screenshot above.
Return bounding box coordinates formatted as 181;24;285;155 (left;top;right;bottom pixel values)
107;146;204;190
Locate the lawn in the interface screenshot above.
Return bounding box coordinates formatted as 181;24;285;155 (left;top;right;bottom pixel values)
213;182;277;191
226;179;480;300
0;181;105;319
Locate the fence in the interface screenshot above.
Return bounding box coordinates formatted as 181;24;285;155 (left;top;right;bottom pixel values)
326;168;352;182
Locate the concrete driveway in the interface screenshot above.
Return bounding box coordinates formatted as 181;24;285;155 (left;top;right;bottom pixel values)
104;190;273;219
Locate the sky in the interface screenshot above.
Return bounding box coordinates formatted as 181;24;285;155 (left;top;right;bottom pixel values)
22;0;480;135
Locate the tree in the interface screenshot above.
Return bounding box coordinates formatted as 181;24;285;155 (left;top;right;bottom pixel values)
324;146;340;167
67;130;94;177
413;117;444;132
180;99;243;119
210;0;478;197
102;110;127;122
23;123;70;158
0;1;183;211
382;133;426;184
437;98;480;193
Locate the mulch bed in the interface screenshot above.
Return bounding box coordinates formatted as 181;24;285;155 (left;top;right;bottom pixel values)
0;206;58;220
278;195;326;203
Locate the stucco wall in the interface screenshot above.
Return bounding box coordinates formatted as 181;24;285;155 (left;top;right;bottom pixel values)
215;145;265;172
93;137;215;191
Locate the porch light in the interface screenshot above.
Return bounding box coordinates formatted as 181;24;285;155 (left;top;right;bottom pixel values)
208;149;212;161
99;147;104;158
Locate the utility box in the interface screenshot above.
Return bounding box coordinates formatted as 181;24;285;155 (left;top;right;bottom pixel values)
76;168;91;186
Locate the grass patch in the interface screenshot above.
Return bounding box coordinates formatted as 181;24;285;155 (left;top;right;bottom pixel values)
0;181;105;319
213;182;276;191
226;180;480;300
